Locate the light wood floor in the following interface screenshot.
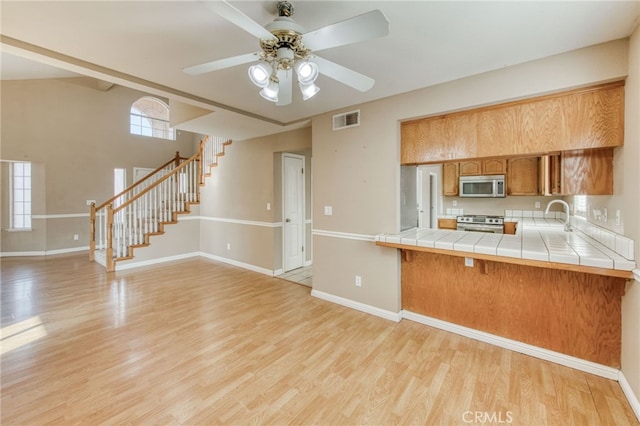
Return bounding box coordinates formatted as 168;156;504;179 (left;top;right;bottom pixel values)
1;253;637;425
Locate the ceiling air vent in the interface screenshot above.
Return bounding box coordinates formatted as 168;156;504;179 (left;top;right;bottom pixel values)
333;110;360;130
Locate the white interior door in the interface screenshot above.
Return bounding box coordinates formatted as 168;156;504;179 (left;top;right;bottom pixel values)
418;165;441;229
283;154;305;272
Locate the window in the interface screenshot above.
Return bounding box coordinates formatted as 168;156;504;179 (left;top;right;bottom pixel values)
573;195;587;217
11;162;32;230
130;97;175;140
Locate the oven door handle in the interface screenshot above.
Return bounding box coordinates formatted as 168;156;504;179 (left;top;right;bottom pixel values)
458;224;503;233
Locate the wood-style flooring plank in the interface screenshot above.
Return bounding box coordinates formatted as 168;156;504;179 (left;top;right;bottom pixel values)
1;253;638;425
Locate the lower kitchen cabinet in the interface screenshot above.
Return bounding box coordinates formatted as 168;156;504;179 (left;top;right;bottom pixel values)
400;250;625;367
438;218;457;230
503;222;518;235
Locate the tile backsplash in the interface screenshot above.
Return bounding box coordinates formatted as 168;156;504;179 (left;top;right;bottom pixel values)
445;208;464;216
571;216;635;261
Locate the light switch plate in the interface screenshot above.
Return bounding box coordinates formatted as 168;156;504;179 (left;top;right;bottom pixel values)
464;257;474;267
324;206;333;216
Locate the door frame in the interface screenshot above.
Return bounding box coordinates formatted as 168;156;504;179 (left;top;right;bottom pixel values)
281;153;306;272
417;165;441;229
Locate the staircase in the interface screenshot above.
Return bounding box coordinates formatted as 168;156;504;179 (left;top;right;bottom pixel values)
89;135;231;272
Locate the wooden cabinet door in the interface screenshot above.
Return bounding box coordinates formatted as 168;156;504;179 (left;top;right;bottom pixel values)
507;157;540;195
561;149;613;195
563;86;624;151
482;159;507;175
459;161;482;176
549;154;563;195
442;163;459;196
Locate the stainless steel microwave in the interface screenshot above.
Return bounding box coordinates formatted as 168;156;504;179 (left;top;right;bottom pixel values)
459;175;506;198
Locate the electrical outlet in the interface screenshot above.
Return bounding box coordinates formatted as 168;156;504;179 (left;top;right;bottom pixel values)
226;243;231;251
266;202;271;211
603;208;608;222
452;200;458;207
616;210;621;226
73;234;79;241
355;275;362;287
464;257;474;267
534;202;540;209
86;199;96;206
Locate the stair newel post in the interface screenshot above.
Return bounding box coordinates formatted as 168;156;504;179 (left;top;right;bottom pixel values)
174;151;181;168
106;203;115;272
89;202;96;261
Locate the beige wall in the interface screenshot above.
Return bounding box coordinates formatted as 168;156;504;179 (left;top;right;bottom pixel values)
620;25;640;405
198;127;312;272
0;77;199;254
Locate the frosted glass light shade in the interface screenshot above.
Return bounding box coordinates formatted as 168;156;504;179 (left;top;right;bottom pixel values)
248;62;273;87
295;61;318;85
299;82;319;100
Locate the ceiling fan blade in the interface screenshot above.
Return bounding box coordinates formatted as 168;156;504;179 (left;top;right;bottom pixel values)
313;56;375;92
303;10;389;52
183;52;258;75
202;0;277;41
276;69;292;106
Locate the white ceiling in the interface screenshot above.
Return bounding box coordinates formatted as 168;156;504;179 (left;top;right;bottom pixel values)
1;1;639;139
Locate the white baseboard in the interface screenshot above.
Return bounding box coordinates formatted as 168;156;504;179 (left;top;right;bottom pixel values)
199;252;276;277
304;260;313;267
0;246;89;257
115;252;200;271
273;269;284;276
311;289;402;323
0;250;46;257
619;371;640;422
46;246;89;255
402;310;619;380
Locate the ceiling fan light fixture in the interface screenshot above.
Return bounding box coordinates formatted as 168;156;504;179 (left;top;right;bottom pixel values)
299;81;320;100
295;60;318;84
260;76;280;102
248;62;273;87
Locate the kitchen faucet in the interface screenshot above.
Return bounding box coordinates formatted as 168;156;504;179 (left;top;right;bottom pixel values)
544;199;573;232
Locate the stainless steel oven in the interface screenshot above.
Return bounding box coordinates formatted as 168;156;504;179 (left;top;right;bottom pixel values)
456;215;504;233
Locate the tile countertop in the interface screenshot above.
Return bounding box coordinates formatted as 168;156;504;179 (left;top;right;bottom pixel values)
377;220;636;273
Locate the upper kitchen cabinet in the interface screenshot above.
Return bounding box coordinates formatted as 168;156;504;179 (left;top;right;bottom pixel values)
442;162;459;196
402;113;477;164
507;157;540;195
459;159;507;176
561;149;614;195
536;150;613;196
401;82;624;165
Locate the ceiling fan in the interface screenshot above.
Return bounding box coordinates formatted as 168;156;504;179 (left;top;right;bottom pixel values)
183;0;389;106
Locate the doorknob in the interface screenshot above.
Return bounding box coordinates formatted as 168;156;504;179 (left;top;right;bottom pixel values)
285;218;291;222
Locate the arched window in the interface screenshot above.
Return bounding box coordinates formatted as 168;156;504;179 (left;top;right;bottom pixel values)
130;97;175;140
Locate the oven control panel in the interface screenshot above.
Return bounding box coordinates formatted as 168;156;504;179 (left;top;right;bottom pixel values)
457;215;504;225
